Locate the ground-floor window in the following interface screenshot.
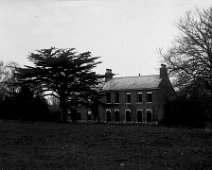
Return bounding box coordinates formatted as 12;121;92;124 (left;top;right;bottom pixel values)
76;111;81;120
137;110;143;122
114;109;120;122
125;109;131;122
146;109;152;122
106;109;111;122
87;110;92;121
103;108;154;123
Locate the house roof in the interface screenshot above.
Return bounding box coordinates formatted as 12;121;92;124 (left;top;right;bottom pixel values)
102;75;161;91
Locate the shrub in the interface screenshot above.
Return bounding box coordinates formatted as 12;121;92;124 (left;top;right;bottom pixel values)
0;86;52;122
161;95;207;128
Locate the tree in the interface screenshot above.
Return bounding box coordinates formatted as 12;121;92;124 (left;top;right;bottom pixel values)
0;85;51;121
161;7;212;93
162;92;207;127
0;61;17;100
161;7;212;124
15;47;103;122
0;62;8;100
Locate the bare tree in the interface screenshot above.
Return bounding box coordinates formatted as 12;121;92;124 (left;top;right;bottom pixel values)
162;7;212;94
0;61;17;99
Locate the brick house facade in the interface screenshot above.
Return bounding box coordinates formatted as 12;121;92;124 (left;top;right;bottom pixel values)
97;64;175;124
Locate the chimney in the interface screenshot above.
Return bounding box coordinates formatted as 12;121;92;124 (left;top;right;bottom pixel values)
105;69;113;81
160;64;168;78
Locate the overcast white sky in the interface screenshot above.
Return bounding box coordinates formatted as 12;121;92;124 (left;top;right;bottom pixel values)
0;0;212;76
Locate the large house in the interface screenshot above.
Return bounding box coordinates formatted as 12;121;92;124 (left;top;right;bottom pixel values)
97;64;175;124
76;64;175;124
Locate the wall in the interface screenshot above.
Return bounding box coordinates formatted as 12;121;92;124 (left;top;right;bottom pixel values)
98;89;162;123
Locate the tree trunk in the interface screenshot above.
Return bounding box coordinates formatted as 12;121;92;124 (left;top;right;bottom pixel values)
59;96;68;123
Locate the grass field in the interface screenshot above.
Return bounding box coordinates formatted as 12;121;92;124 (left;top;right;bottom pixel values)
0;120;212;170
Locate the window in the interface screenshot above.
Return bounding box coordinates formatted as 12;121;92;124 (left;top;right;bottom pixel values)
106;92;111;103
76;111;81;120
147;92;152;103
146;109;152;122
126;92;131;103
114;109;120;122
87;110;92;121
115;92;119;103
137;92;142;103
137;110;143;122
106;109;111;122
125;109;131;122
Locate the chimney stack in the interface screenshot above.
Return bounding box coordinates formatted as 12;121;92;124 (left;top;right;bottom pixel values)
105;69;113;82
160;64;168;78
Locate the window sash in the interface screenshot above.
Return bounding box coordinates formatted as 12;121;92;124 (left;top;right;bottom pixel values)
106;93;111;103
126;92;131;103
147;93;152;102
115;93;119;103
137;92;142;103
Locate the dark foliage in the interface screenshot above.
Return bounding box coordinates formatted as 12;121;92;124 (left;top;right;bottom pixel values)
161;94;208;128
0;85;52;122
15;47;103;122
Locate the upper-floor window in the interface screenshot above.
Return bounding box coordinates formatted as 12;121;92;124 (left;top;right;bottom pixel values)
147;91;152;103
126;92;131;103
106;92;111;103
137;92;142;103
115;92;119;103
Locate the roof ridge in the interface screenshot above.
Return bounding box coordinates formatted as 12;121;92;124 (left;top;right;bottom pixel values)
113;74;159;79
102;74;161;90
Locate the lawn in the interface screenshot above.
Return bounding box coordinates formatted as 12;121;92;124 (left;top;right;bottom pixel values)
0;120;212;170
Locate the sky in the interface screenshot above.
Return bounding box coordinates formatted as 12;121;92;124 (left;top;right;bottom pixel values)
0;0;212;77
